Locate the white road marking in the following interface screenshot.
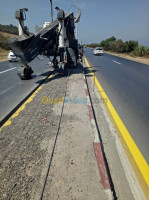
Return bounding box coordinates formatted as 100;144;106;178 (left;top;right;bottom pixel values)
112;60;121;65
0;67;17;74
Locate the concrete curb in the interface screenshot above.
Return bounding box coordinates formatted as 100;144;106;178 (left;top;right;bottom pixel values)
82;72;114;200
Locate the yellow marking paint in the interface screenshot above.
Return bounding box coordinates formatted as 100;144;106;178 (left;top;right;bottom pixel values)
48;74;53;79
85;57;149;188
0;72;54;132
0;86;42;132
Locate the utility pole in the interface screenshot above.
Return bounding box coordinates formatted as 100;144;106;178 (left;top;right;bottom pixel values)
76;0;79;39
50;0;53;22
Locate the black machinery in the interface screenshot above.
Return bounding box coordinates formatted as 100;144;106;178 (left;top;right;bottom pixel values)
6;4;81;79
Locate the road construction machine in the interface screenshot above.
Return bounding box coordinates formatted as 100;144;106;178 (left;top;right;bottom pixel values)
6;4;81;79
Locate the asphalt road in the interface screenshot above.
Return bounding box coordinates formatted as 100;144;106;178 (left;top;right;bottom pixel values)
84;48;149;164
0;56;53;123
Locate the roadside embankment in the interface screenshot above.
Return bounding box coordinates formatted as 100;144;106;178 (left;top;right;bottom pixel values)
0;47;8;62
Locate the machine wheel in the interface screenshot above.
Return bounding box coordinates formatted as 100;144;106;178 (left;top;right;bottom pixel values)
17;65;33;80
24;66;33;79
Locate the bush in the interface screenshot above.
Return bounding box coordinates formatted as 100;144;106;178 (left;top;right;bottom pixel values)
100;38;138;53
125;40;138;52
100;36;116;50
108;41;117;51
0;24;18;35
114;39;126;53
86;36;149;58
85;43;100;48
131;45;149;57
101;39;126;52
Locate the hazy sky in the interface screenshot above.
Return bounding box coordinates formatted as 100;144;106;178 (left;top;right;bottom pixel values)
0;0;149;46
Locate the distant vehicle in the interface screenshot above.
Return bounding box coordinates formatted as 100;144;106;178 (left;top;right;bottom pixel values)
8;50;18;62
93;47;104;56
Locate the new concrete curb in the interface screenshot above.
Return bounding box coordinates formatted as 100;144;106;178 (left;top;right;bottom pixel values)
82;71;114;200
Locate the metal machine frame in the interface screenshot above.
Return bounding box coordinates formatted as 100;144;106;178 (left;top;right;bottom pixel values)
7;5;81;79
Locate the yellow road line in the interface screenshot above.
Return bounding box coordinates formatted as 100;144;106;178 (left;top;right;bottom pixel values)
0;72;55;132
48;74;53;79
84;57;149;188
0;86;42;132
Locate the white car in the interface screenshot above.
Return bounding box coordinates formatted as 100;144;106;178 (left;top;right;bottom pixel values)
93;47;104;56
8;50;18;62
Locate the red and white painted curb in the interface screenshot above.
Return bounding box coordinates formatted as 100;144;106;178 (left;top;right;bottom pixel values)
83;73;113;200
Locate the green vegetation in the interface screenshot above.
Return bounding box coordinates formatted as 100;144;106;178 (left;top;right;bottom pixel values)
130;45;149;57
0;33;9;50
0;24;18;35
0;24;18;51
0;24;34;51
86;36;149;57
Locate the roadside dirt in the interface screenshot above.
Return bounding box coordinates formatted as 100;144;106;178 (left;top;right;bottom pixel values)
42;68;107;200
0;48;8;62
105;51;149;65
0;68;109;200
0;73;67;200
0;31;18;38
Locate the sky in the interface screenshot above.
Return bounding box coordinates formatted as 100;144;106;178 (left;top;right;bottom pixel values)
0;0;149;46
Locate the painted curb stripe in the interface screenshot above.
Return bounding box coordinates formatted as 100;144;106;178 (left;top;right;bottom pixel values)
88;105;94;119
84;57;149;188
85;88;89;96
83;73;112;194
94;142;111;189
